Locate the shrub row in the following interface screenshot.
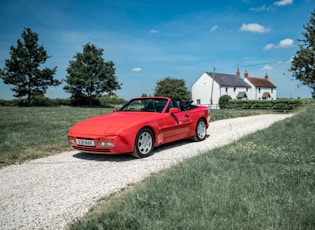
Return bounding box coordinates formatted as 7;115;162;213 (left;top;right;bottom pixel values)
0;95;126;107
70;95;126;107
222;99;304;110
0;98;71;106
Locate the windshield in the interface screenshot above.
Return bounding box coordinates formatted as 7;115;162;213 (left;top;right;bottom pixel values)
119;98;168;113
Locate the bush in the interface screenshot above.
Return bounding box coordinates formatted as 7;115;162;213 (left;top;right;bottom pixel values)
99;95;126;107
0;99;19;106
219;95;232;109
70;95;127;107
70;96;101;107
51;98;71;106
0;98;71;107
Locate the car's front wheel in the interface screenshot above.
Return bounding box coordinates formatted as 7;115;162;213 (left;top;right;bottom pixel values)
132;128;154;158
193;119;207;141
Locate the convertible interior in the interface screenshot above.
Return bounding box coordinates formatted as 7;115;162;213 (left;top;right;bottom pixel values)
171;100;197;111
146;99;197;112
119;98;197;113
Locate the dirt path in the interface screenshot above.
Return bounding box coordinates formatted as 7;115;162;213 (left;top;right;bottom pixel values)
0;114;293;229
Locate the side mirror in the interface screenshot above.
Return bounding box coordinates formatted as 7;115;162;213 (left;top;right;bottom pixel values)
169;107;179;114
113;108;117;112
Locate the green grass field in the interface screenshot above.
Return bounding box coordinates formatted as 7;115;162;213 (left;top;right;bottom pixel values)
68;104;315;229
0;106;271;168
0;106;113;167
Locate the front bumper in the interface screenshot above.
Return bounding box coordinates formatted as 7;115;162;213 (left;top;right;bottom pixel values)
68;134;134;154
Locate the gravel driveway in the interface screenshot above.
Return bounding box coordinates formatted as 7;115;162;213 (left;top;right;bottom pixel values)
0;114;293;229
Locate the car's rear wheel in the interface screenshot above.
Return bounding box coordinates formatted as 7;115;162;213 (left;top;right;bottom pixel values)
132;128;154;158
193;119;207;141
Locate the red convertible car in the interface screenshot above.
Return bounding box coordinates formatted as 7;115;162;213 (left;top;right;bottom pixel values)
68;96;209;158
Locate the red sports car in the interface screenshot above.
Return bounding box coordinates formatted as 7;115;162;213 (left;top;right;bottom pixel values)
68;96;209;158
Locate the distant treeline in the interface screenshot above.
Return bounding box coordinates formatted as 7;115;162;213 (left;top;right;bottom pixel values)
0;95;127;107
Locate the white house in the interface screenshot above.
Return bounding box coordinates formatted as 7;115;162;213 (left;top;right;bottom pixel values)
192;71;251;106
192;70;277;106
243;71;277;100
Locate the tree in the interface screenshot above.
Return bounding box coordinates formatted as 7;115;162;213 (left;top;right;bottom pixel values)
0;28;60;105
64;43;122;105
289;8;315;98
154;77;191;100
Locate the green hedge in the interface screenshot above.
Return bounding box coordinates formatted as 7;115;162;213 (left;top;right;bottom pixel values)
0;98;71;107
225;99;303;110
70;95;126;107
0;95;126;107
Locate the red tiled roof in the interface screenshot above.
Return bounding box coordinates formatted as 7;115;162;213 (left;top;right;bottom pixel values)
247;77;276;88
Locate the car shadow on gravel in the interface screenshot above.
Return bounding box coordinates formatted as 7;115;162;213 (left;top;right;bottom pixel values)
73;152;135;162
154;135;210;153
73;135;210;162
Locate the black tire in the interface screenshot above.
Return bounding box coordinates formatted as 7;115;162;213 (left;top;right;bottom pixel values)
192;119;207;141
132;128;154;158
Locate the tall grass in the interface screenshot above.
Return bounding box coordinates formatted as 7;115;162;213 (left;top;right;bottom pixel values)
69;104;315;229
0;106;112;167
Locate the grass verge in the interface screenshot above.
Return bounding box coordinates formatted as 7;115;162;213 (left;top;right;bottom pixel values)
0;106;112;167
209;109;277;121
69;104;315;229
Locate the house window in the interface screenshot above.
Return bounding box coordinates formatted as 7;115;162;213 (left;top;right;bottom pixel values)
271;88;273;93
225;87;228;92
259;88;261;93
246;88;248;92
197;99;201;104
234;87;236;92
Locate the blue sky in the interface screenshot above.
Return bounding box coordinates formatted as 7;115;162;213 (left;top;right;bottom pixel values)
0;0;314;100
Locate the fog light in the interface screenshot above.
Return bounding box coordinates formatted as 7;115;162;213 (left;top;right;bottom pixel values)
98;142;114;147
68;137;75;144
98;138;114;147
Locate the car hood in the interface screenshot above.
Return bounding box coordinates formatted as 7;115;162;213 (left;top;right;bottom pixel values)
69;112;160;136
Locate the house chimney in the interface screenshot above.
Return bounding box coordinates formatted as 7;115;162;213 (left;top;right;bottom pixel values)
236;69;240;77
244;70;248;78
264;73;269;80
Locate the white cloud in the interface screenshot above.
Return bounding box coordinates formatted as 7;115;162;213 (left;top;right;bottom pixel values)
132;67;142;72
278;38;294;48
274;0;293;6
150;29;159;33
262;65;273;71
250;5;273;11
210;25;218;32
288;56;294;63
250;0;292;12
240;23;270;33
264;44;275;50
264;38;294;50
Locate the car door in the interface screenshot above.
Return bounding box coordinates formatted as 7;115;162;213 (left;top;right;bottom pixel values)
160;108;192;143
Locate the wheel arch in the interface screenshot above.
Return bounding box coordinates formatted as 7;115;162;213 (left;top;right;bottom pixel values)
132;126;156;158
199;117;207;124
136;125;156;146
192;117;207;141
199;115;209;128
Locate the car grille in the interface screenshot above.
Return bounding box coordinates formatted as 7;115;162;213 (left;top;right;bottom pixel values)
73;146;111;153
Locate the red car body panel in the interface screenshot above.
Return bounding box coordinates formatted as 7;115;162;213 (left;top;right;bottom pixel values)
67;97;209;155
